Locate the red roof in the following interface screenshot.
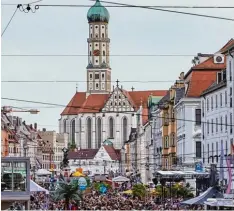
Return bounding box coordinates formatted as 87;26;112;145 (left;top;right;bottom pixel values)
191;56;226;70
186;71;219;97
78;94;110;113
68;149;98;160
104;146;121;160
219;38;234;52
61;90;167;115
61;92;86;115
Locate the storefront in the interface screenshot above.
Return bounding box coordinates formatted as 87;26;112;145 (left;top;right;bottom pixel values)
1;157;30;210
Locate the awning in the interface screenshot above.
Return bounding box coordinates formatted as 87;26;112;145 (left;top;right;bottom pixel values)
112;176;130;182
30;180;49;194
181;187;223;205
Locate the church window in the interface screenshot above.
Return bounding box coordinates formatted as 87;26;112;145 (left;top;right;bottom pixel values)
63;120;66;133
87;118;92;148
102;73;105;80
123;117;127;142
95;44;98;47
95;73;99;80
97;118;102;148
103;51;105;56
115;102;117;106
101;83;105;90
123;102;125;106
95;34;98;38
95;83;99;89
90;44;91;47
89;83;93;90
119;102;121;106
91;34;92;38
79;118;82;144
109;117;114;138
115;95;117;99
102;26;104;29
102;33;104;38
89;73;93;80
71;119;75;144
90;51;91;56
96;60;98;63
95;26;98;29
103;44;105;47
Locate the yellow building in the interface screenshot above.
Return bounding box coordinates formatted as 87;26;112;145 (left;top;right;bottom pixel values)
159;73;185;169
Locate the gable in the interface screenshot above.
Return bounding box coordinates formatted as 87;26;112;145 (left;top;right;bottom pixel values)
94;146;112;161
102;87;135;112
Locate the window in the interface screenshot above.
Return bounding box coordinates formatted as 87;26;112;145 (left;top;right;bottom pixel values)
231;113;233;134
226;140;228;155
212;143;214;163
89;73;93;80
63;120;66;133
95;44;98;47
109;117;114;138
90;51;91;56
102;33;104;38
103;51;105;56
202;101;204;116
225;115;228;131
195;109;201;125
101;83;105;90
231;87;233;96
211;97;213;109
102;73;105;80
95;83;99;90
196;142;201;158
208;144;210;163
203;144;205;163
87;118;92;148
216;95;218;108
123;117;127;142
71;119;75;144
97;118;102;148
216;142;219;162
216;118;218;132
225;91;227;105
220;93;223;107
211;119;214;133
230;61;232;81
164;136;169;148
171;133;175;146
207;98;209;111
89;83;93;90
95;26;98;29
207;120;209;134
95;34;98;38
221;116;223;132
95;73;99;80
230;96;233;108
91;34;92;38
102;26;104;29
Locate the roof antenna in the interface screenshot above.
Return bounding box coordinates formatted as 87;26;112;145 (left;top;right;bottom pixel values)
76;83;78;92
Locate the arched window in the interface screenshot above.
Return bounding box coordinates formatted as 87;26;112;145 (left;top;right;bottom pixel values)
79;118;82;145
123;117;127;142
63;120;66;133
87;118;92;148
103;51;105;56
97;118;102;148
102;33;104;38
109;117;114;138
90;51;91;56
71;119;75;144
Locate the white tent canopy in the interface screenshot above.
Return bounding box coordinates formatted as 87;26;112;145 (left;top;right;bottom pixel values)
36;169;52;176
30;180;49;194
112;176;130;182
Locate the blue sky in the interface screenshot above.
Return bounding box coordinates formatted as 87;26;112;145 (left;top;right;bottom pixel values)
1;0;234;131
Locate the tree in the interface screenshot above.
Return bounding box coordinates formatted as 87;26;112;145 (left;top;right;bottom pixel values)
132;184;147;199
52;181;82;210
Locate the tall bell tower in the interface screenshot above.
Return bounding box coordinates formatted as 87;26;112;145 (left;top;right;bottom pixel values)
86;0;111;94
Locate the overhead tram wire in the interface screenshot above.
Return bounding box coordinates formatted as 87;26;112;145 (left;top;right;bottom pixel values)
2;4;234;8
2;97;234;127
92;0;234;22
1;5;20;37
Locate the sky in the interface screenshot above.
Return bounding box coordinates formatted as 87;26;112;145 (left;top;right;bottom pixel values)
1;0;234;131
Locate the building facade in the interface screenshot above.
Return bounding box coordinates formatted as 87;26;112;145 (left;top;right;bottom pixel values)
58;0;167;161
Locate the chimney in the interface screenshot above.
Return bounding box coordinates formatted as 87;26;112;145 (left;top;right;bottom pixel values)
34;123;37;130
43;128;46;132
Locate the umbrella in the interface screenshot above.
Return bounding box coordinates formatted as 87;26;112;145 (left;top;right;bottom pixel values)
72;171;85;177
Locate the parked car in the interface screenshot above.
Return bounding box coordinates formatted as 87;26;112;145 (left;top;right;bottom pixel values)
1;173;25;191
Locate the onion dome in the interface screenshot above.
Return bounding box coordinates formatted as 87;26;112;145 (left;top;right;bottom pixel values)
87;0;110;23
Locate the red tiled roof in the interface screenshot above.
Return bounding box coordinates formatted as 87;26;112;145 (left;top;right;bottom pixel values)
128;90;167;109
61;92;86;115
68;149;98;160
186;71;218;97
104;146;121;160
191;56;226;70
78;94;110;113
219;38;234;52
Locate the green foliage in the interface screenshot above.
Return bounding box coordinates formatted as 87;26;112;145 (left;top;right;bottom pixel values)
132;184;147;199
85;177;91;187
93;182;110;191
52;181;82;210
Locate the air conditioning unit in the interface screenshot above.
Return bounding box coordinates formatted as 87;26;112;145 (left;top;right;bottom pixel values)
214;54;224;64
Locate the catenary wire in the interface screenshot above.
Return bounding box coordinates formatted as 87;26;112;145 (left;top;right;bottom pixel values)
93;0;234;22
2;97;234;127
1;6;19;37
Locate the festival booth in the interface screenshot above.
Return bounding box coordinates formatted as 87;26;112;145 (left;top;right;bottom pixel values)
181;187;223;205
112;176;130;190
204;198;234;209
30;180;49;194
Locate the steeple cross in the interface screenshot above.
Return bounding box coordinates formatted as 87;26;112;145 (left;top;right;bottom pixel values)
116;79;119;87
131;86;135;91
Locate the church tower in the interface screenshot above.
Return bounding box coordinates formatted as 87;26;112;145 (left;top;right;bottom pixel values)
86;0;111;94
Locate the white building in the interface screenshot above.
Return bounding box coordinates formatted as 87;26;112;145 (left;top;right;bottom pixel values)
58;0;167;159
201;40;234;192
68;140;120;176
38;129;68;173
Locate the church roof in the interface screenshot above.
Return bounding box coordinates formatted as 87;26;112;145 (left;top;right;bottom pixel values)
61;90;167;116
